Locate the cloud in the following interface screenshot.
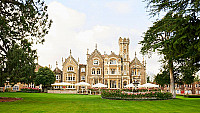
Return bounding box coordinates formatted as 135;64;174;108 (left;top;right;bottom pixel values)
105;1;132;14
33;1;161;76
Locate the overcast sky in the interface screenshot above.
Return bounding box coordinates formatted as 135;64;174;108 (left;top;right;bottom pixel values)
33;0;163;80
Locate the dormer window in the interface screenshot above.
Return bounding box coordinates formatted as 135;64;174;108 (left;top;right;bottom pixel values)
68;66;73;71
110;60;116;64
93;59;99;65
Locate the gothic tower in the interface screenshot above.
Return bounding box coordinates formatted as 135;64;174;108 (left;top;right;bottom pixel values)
119;37;130;87
119;37;130;61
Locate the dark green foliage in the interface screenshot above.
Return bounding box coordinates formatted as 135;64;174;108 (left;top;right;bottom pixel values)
0;0;52;85
155;71;170;87
35;67;55;89
184;95;200;98
141;0;200;98
6;40;37;85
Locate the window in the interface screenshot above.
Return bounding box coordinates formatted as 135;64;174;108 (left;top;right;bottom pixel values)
97;69;101;74
81;76;85;80
56;75;60;80
131;71;134;76
54;86;60;88
5;85;11;89
110;60;116;64
13;86;19;91
93;60;99;65
138;70;140;75
111;69;115;74
92;69;95;74
30;83;35;88
81;68;85;72
67;76;75;81
68;66;73;71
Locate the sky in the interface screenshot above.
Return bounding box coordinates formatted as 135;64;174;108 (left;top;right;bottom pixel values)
33;0;163;80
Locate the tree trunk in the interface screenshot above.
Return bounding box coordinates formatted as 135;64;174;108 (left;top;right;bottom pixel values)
169;59;176;98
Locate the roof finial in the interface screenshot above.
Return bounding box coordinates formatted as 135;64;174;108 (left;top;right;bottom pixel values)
95;43;97;50
56;61;58;68
78;57;79;63
87;48;89;54
70;49;71;55
135;51;136;57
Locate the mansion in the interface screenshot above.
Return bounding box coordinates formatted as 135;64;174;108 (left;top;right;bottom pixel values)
53;37;147;89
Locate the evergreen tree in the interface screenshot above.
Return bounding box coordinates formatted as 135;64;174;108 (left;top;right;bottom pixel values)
5;39;37;85
141;0;200;98
35;67;55;92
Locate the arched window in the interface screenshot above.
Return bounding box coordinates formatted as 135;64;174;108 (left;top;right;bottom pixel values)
92;69;95;74
97;69;101;75
123;81;127;88
110;59;116;64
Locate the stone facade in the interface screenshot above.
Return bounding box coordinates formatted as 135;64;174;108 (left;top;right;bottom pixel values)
53;37;147;89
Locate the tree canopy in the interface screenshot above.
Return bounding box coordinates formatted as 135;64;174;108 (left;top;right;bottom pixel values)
0;0;52;85
141;0;200;98
35;67;55;89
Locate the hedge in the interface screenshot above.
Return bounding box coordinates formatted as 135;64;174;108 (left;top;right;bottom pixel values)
101;89;172;100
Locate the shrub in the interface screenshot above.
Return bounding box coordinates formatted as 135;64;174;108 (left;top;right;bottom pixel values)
184;95;200;98
21;87;40;93
101;89;172;100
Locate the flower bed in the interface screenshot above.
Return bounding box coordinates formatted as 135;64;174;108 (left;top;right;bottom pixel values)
101;89;172;100
21;87;40;93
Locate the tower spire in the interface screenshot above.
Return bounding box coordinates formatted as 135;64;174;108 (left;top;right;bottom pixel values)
135;51;136;57
95;43;97;50
70;49;71;55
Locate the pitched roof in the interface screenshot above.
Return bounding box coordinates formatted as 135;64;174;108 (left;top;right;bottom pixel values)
130;57;143;66
53;67;62;74
88;49;103;60
64;54;78;66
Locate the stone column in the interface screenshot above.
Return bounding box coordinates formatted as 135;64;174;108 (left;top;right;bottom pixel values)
108;79;110;89
67;74;68;82
117;79;119;89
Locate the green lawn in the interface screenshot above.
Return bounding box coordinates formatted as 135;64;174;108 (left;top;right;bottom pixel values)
0;92;200;113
